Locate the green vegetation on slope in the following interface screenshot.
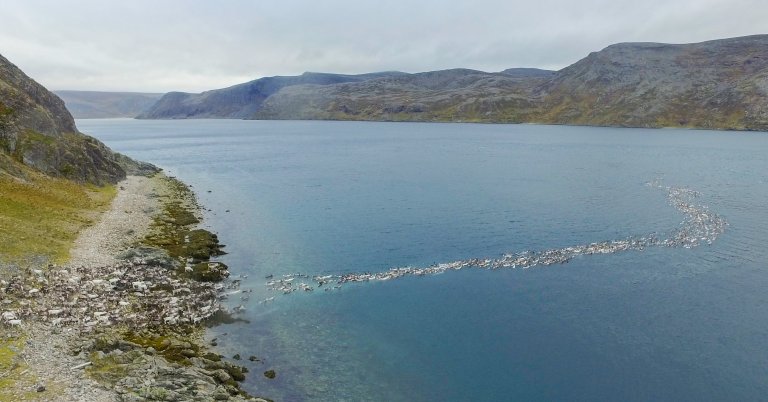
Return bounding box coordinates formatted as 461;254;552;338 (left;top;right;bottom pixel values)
0;158;115;264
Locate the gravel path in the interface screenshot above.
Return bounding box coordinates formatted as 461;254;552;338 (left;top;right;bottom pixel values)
4;175;261;401
13;324;117;402
69;175;159;268
6;175;160;401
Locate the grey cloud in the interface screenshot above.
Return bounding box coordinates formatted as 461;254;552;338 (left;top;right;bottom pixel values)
0;0;765;92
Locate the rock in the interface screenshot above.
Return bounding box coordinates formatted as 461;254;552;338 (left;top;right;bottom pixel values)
146;347;156;355
188;357;206;369
212;369;231;384
116;247;176;267
0;53;127;185
232;354;241;360
264;370;276;379
225;365;246;381
213;389;230;400
248;355;259;362
35;384;46;392
180;349;197;358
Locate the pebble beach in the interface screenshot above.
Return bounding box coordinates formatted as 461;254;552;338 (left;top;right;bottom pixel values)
0;174;268;401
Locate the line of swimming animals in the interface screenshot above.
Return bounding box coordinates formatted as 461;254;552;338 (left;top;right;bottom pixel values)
265;181;728;297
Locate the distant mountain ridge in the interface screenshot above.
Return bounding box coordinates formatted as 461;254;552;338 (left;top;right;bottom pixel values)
137;34;768;131
534;35;768;130
55;91;163;119
138;71;408;119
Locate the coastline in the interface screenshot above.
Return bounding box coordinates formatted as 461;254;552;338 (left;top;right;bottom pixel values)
0;173;269;401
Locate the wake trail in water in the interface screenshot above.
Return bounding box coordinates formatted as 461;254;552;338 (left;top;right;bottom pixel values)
263;180;727;297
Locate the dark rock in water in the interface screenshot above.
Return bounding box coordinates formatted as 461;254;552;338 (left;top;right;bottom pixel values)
233;354;241;360
248;355;259;362
264;370;276;379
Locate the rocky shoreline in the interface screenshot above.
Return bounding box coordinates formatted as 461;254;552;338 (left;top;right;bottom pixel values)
1;174;270;401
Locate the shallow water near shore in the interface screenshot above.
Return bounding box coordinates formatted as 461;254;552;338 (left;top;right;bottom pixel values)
79;119;768;401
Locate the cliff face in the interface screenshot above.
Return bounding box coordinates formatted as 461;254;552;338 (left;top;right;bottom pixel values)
0;54;128;185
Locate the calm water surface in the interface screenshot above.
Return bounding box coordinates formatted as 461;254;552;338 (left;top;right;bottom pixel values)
78;119;768;401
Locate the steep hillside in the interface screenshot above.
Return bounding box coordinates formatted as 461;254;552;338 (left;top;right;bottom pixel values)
138;71;406;119
0;54;138;185
55;90;163;118
254;68;548;121
138;34;768;131
535;35;768;130
254;35;768;129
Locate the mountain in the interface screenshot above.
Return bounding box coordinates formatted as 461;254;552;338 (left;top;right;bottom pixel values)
535;35;768;130
137;71;407;119
139;34;768;131
499;68;556;78
55;90;163;118
0;54;142;185
253;68;550;121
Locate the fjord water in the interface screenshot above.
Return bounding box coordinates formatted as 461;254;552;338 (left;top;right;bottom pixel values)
79;119;768;401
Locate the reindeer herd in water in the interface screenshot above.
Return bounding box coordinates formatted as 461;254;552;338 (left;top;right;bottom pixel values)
266;181;727;297
1;181;727;329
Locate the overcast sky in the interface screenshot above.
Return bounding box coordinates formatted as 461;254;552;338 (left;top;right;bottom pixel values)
0;0;765;92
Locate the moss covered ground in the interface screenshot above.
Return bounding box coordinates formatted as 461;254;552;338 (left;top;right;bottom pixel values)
0;162;115;264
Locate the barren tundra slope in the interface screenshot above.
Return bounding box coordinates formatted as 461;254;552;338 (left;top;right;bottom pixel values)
140;35;768;131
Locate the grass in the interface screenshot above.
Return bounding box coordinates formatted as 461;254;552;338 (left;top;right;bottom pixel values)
0;335;49;402
0;160;116;264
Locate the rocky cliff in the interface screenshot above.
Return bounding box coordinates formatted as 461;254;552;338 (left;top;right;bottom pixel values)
0;54;135;185
139;34;768;131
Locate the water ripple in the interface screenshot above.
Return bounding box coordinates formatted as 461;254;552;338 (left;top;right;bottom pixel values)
264;181;728;297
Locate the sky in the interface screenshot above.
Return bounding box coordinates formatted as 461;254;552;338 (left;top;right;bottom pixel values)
0;0;766;93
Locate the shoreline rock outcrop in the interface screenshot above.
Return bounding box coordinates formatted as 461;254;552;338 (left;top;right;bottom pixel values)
0;174;269;401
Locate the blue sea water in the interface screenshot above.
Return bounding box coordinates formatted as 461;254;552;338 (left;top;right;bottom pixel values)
78;119;768;401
